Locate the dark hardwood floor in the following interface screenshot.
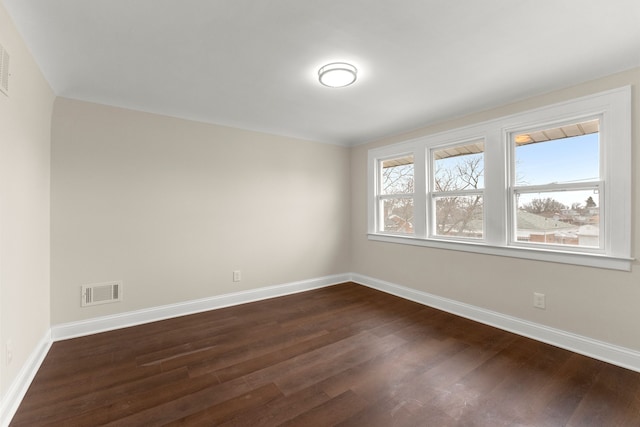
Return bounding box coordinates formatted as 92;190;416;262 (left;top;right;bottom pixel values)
10;282;640;426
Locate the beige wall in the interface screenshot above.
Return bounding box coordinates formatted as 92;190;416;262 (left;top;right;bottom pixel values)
0;3;54;397
351;67;640;351
51;98;351;324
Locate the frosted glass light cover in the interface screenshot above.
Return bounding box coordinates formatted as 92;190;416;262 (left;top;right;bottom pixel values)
318;62;357;87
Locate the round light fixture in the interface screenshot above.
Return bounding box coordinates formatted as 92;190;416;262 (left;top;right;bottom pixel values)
318;62;357;88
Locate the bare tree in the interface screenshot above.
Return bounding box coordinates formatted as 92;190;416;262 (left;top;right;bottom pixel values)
434;156;483;236
382;164;414;232
381;156;485;235
382;164;414;194
434;156;482;192
522;198;566;215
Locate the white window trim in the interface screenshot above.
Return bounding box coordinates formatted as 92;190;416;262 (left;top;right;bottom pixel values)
367;86;632;271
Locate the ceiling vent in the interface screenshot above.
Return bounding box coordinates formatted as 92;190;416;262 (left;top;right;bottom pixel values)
81;281;122;307
0;43;9;96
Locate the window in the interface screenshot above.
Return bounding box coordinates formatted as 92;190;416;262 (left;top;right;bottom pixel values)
431;140;485;239
510;119;601;250
368;87;631;270
379;155;415;234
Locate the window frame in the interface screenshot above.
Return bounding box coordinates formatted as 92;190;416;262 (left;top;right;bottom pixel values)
367;86;632;271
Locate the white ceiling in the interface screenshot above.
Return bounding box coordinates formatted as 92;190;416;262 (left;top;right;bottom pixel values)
4;0;640;146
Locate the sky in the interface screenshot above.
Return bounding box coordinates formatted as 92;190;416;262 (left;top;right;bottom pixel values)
515;133;599;208
434;132;600;209
515;133;599;187
385;131;600;210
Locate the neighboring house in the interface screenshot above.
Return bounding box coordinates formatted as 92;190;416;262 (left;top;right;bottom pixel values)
559;207;600;225
516;210;579;244
578;224;600;247
385;214;414;233
442;209;600;247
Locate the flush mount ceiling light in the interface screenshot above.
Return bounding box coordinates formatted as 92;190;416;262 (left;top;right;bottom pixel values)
318;62;357;88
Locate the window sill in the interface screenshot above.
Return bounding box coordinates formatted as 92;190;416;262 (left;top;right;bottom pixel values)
368;233;633;271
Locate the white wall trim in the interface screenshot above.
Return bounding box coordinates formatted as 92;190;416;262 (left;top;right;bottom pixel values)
52;273;350;341
0;331;52;427
350;273;640;373
367;234;633;271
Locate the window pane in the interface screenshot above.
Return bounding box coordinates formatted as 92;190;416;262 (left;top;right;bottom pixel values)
434;195;483;238
514;119;599;186
434;140;484;191
382;198;414;234
381;156;414;195
515;190;600;247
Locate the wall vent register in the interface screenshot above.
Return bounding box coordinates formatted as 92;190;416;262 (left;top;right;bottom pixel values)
81;281;122;307
0;43;9;96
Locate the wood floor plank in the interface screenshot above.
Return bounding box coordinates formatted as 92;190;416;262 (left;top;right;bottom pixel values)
426;338;543;424
10;282;640;426
218;385;332;426
528;353;604;426
225;330;403;397
68;372;226;426
567;362;640;426
164;383;283;426
183;324;334;379
11;368;192;426
211;329;344;383
334;395;424;427
456;339;575;425
280;390;368;427
14;360;162;414
318;337;465;400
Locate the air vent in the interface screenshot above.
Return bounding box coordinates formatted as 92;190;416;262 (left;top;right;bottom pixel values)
81;281;122;307
0;43;9;96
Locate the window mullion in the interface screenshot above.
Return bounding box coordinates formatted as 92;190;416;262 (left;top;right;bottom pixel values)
413;150;427;237
483;128;506;246
513;181;601;193
378;194;414;200
432;189;483;198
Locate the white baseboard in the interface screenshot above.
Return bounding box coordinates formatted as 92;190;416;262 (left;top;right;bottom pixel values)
0;331;52;427
350;273;640;373
52;273;350;341
6;272;640;427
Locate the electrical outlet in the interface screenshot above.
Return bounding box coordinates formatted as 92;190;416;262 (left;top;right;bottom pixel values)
533;292;546;309
233;270;241;282
6;340;13;365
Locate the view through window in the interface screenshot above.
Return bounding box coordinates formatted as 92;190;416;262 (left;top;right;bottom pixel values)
380;155;414;234
432;140;484;239
512;119;601;249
